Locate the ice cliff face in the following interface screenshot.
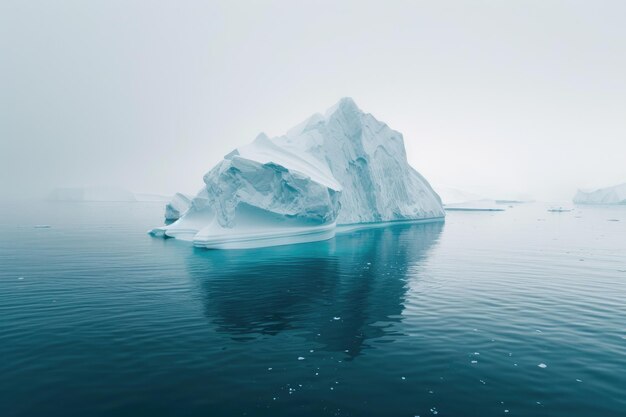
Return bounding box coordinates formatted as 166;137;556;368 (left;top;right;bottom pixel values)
150;98;444;248
573;183;626;205
165;193;193;221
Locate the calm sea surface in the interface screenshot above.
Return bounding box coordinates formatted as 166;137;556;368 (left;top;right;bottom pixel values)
1;201;625;417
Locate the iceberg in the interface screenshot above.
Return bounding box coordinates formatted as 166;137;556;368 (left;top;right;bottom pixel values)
164;193;193;221
151;98;445;249
434;186;486;205
573;183;626;205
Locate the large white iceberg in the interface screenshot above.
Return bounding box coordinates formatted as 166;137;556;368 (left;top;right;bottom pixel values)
573;183;626;205
150;98;444;249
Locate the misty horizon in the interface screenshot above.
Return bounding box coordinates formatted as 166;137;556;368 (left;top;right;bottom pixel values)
2;1;625;202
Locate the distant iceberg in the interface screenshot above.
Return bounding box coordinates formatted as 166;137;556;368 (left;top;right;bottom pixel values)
435;186;485;205
150;98;445;249
573;183;626;205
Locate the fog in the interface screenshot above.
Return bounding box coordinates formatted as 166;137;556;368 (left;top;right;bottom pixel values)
2;0;625;202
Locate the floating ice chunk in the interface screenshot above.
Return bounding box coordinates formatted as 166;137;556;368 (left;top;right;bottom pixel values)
573;183;626;205
150;98;445;249
333;317;341;321
297;357;305;361
538;363;547;368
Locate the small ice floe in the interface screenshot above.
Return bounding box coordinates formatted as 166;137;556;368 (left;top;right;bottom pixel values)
268;367;272;371
310;349;314;353
297;357;305;361
536;329;542;333
547;207;572;213
538;363;547;368
429;390;434;394
504;409;509;413
18;277;24;280
429;407;438;415
471;360;478;364
333;317;341;321
479;380;486;385
473;352;480;355
330;387;334;391
34;225;51;228
401;376;406;380
576;378;582;382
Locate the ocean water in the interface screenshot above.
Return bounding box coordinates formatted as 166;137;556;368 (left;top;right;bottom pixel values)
1;201;625;417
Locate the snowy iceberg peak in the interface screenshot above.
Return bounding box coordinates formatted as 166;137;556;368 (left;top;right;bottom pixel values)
151;98;444;249
292;97;438;224
573;183;626;205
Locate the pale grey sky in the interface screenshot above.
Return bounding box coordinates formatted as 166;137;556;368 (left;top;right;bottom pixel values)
2;0;625;201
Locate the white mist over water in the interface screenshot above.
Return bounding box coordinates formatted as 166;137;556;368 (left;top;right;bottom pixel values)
2;1;625;201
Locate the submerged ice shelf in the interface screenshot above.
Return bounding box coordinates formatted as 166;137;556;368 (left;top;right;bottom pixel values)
150;98;445;249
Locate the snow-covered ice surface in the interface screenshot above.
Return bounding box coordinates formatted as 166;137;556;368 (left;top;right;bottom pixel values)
573;183;626;205
164;193;193;221
151;98;444;249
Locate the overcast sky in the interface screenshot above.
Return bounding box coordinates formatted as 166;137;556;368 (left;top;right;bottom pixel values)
2;0;625;201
